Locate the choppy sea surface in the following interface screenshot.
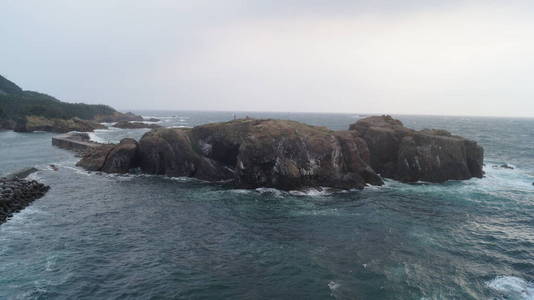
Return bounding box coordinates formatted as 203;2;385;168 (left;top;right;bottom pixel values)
0;111;533;300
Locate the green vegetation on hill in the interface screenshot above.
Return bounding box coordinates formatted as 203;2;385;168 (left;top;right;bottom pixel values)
0;75;23;95
0;74;117;121
0;92;116;121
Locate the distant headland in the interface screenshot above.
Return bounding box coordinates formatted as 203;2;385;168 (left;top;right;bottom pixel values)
0;74;145;133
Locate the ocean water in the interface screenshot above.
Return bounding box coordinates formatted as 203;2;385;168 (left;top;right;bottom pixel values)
0;111;533;300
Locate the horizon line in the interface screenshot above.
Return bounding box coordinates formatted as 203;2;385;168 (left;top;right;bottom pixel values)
118;108;534;120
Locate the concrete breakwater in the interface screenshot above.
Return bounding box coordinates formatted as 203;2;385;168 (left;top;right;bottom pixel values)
52;132;104;153
0;171;49;225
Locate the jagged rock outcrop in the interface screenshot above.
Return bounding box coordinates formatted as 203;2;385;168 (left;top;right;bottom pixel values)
76;138;138;173
112;121;162;129
188;119;382;189
74;116;484;190
78;119;383;189
349;115;484;182
15;116;107;133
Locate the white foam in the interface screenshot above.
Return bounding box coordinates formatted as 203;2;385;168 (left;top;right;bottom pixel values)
255;187;286;197
486;276;534;300
45;255;57;272
26;171;43;182
229;189;252;194
328;281;341;292
88;132;108;143
289;187;334;196
59;165;94;177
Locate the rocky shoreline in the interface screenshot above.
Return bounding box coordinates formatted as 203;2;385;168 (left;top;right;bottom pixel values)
64;115;485;190
112;120;162;129
0;170;49;225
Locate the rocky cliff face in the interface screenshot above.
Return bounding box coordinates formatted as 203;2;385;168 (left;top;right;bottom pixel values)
79;139;139;174
78;119;384;189
190;119;382;189
75;116;484;190
349;115;484;182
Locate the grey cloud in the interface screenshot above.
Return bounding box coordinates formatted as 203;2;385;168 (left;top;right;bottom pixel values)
1;0;534;117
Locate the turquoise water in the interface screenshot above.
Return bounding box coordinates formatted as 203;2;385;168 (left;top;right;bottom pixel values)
0;112;533;299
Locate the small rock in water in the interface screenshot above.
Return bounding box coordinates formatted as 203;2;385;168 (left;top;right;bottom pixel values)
500;164;514;169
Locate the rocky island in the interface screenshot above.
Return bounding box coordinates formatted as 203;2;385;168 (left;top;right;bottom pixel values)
69;115;484;190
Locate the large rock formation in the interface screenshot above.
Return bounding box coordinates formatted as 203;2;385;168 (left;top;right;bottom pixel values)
78;119;383;189
74;116;484;190
349;115;484;182
77;138;139;174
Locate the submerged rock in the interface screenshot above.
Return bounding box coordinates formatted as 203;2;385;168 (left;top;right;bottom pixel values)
349;115;484;183
75;116;484;189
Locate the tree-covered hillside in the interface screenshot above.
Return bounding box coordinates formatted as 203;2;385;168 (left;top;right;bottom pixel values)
0;74;117;121
0;75;23;95
0;92;116;121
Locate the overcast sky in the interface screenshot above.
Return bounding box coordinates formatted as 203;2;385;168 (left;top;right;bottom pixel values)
2;0;534;117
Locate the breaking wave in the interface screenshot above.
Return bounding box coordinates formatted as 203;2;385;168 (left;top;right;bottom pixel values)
486;276;534;300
